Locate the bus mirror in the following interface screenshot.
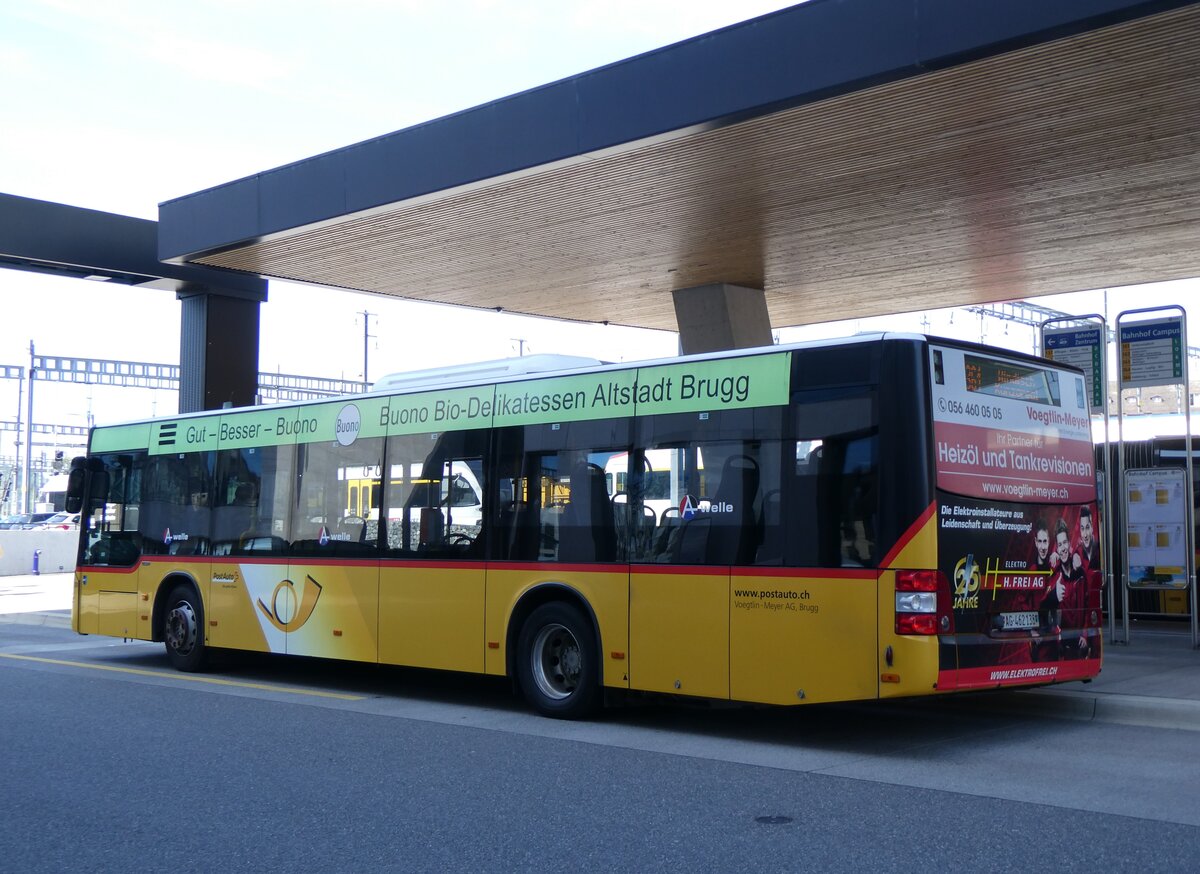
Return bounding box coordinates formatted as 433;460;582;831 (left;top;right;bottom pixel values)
65;457;87;514
88;470;110;513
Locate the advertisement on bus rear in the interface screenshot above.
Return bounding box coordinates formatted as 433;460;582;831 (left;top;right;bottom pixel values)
937;493;1102;688
930;345;1101;688
929;345;1095;504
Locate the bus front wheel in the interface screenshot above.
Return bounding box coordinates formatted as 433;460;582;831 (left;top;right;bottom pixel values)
163;583;208;672
516;602;600;719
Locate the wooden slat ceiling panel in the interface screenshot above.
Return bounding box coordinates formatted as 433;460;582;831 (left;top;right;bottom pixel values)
196;6;1200;330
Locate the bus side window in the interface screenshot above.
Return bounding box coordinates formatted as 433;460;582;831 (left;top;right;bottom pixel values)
787;388;878;568
384;431;485;558
840;438;877;566
490;423;627;563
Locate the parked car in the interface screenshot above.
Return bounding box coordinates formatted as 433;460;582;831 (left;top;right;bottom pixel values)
19;512;58;529
0;514;32;530
37;512;80;530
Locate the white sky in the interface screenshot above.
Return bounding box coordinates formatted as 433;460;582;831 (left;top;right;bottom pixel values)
1;0;1196;452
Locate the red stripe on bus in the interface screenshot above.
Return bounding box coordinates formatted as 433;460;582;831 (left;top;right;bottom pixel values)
879;501;936;568
733;566;877;580
626;564;732;577
76;563;140;575
81;557;880;578
487;561;635;574
206;556;489;571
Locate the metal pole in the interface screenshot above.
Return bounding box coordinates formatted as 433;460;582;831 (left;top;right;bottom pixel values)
12;367;22;517
360;310;374;390
1183;317;1197;649
22;341;35;514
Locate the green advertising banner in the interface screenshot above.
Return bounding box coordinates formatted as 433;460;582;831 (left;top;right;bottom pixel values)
491;352;791;427
633;353;791;416
90;422;152;454
377;385;497;436
492;370;638;427
123;351;794;456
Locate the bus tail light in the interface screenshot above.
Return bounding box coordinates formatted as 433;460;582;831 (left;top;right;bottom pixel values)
895;570;953;636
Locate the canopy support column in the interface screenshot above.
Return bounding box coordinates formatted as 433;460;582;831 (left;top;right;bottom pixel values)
672;284;773;355
178;286;262;413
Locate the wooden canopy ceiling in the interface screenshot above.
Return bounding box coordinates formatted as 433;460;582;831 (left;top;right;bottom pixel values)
173;4;1200;331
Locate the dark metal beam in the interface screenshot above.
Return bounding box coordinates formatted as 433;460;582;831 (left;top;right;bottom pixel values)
0;192;266;298
159;0;1195;264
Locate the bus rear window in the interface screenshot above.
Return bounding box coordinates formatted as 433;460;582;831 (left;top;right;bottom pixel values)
929;344;1094;505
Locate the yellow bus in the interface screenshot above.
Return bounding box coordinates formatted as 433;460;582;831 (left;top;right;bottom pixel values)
66;335;1103;718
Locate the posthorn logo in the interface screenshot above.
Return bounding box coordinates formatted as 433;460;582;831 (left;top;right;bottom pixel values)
257;575;323;632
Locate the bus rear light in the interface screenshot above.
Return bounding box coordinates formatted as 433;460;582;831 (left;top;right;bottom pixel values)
896;613;939;635
895;570;939;592
894;569;953;636
896;591;936;613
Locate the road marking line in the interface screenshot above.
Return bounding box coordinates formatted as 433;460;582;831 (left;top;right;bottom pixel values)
0;653;366;700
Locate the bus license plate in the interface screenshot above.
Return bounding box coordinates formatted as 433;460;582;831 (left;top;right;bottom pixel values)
1000;611;1039;630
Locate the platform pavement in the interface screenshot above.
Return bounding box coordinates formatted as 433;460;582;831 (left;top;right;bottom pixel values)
1;572;1197;730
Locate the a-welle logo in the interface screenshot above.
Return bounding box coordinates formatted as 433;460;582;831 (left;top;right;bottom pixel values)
257;575;323;632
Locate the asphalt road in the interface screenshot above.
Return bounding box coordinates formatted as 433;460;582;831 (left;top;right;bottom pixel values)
2;622;1198;872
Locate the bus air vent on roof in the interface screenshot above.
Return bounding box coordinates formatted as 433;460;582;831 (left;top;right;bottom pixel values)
371;354;604;393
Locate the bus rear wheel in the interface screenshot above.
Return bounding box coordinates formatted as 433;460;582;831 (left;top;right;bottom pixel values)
163;583;208;672
516;602;600;719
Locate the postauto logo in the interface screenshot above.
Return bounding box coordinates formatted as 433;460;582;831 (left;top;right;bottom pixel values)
257;575;324;632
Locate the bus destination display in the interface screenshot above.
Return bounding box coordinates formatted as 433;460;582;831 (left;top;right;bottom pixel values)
964;354;1059;406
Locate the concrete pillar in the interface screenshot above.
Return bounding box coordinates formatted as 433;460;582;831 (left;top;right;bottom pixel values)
671;284;773;355
178;287;261;413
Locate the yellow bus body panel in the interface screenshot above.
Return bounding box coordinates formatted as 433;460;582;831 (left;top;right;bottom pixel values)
96;591;138;639
208;561;281;653
730;572;878;705
888;509;939;570
878;509;944;698
75;568;138;636
485;567;629;689
136;559;208;641
630;569;728;699
71;570;81;633
876;569;943;697
284;561;379;662
380;564;485;673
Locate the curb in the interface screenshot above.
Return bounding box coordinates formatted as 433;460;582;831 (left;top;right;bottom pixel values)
1037;688;1200;733
957;687;1200;733
0;610;73;629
